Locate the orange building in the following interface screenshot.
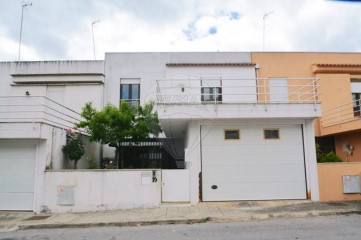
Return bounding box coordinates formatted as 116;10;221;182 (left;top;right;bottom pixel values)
252;52;361;163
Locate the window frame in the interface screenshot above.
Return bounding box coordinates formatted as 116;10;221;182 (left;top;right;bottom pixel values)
224;129;240;140
120;83;140;105
352;92;361;117
201;87;222;102
263;128;280;140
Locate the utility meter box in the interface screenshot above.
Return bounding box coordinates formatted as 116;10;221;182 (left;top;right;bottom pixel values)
342;175;361;194
57;186;75;205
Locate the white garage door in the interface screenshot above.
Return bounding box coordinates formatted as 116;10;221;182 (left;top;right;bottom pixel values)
201;125;307;201
0;145;36;210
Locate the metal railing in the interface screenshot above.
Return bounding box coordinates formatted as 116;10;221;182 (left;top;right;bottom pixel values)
156;78;320;105
321;99;361;127
0;96;82;129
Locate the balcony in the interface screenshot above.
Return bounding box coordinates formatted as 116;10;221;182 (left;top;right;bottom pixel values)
156;78;321;120
320;99;361;135
0;96;82;129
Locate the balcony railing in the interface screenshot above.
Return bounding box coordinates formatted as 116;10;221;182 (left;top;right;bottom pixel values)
156;78;320;105
321;99;361;127
0;96;82;129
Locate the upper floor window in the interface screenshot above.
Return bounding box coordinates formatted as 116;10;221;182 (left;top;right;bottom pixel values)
352;93;360;117
120;78;140;105
201;78;222;102
351;81;361;117
201;87;222;102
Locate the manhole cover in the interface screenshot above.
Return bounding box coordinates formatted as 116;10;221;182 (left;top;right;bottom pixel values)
25;215;51;221
326;202;349;207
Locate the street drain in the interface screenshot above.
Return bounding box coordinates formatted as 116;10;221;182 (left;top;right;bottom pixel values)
24;215;51;221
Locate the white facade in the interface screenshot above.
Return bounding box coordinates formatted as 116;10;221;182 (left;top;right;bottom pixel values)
0;61;104;212
104;52;321;205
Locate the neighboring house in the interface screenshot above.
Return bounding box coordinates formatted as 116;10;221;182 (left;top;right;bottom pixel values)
104;52;321;204
252;52;361;162
0;61;104;211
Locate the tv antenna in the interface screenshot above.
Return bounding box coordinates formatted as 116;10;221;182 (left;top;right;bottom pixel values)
18;1;32;61
263;11;273;51
91;19;100;60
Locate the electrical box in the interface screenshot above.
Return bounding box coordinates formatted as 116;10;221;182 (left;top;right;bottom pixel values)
141;172;152;185
342;175;361;194
57;186;75;205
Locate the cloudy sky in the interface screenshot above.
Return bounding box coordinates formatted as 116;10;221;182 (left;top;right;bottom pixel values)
0;0;361;61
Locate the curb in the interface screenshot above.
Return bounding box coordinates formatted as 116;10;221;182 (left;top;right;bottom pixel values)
17;217;211;230
5;209;361;231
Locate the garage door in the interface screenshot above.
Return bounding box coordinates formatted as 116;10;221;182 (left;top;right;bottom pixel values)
201;125;306;201
0;145;36;210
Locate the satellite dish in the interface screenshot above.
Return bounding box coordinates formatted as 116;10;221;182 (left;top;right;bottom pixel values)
342;143;354;156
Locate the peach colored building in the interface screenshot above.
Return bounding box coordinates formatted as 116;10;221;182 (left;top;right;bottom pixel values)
252;52;361;163
252;52;361;201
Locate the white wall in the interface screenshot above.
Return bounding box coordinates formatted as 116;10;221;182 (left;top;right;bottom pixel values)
0;61;104;113
184;121;201;205
0;61;104;169
104;52;252;105
42;170;161;213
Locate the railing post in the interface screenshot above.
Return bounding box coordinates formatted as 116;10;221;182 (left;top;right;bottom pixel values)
264;78;267;103
313;78;317;111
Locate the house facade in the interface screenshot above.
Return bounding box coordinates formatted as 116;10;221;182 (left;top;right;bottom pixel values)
0;52;323;212
252;52;361;162
104;52;321;204
0;61;104;211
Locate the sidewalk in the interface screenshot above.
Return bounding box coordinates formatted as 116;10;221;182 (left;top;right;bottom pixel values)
1;200;361;232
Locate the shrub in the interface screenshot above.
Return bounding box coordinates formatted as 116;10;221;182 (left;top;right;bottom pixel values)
318;151;343;163
316;144;343;163
62;129;85;169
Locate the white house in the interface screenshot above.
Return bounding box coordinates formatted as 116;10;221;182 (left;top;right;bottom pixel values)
0;52;321;213
0;61;104;212
104;52;321;204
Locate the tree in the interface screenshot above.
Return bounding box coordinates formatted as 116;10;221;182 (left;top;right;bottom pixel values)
62;129;85;169
77;101;162;168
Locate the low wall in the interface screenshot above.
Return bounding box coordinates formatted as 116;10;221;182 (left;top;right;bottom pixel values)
318;163;361;202
43;170;161;213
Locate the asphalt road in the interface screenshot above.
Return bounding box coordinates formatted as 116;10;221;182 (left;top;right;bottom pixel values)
1;215;360;240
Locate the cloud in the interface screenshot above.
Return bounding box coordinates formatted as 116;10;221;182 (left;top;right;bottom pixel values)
1;0;361;61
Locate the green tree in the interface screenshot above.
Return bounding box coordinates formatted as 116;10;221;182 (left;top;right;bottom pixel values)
62;131;85;169
77;101;162;168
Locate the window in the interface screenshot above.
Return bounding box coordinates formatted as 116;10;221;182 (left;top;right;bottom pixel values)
120;84;140;105
352;93;361;117
201;87;222;102
351;81;361;117
264;129;280;140
224;129;240;140
201;78;222;102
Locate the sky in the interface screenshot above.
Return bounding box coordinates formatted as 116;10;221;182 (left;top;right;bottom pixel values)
0;0;361;61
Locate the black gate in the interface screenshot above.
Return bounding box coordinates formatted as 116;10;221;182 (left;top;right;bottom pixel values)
118;139;182;169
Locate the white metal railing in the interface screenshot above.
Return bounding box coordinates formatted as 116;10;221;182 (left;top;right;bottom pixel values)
321;99;361;127
0;96;82;129
156;78;320;105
